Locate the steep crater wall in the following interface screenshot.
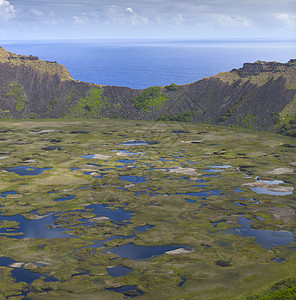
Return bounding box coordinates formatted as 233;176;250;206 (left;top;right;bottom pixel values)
0;46;295;135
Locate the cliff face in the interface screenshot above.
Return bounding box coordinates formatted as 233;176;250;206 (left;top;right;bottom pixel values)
0;46;295;135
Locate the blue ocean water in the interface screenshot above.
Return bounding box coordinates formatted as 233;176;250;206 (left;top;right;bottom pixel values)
2;39;296;89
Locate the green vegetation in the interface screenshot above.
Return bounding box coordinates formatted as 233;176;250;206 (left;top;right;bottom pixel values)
66;88;110;118
239;113;257;130
247;279;296;299
6;82;27;112
280;94;296;120
165;83;179;91
0;108;11;118
157;111;193;122
50;99;58;106
113;102;122;109
131;86;167;111
0;119;295;299
26;113;38;119
286;130;296;138
276;113;296;137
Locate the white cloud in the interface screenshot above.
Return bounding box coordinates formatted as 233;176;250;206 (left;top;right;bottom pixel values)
30;8;44;17
25;8;61;26
72;15;88;24
0;0;15;22
72;12;97;25
126;8;133;14
171;13;185;26
212;14;251;27
130;11;148;26
104;5;148;26
48;11;59;26
1;0;295;39
274;13;296;26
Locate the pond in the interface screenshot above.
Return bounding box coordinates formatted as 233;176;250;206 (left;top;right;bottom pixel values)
203;165;232;172
5;166;51;176
72;235;134;258
135;225;154;232
54;194;75;202
116;159;137;164
106;285;144;298
80;154;96;159
228;216;295;249
0;213;72;239
0;191;18;198
108;243;186;260
0;204;133;239
84;204;133;224
271;257;285;263
185;198;197;204
178;276;187;287
249;180;293;196
106;266;132;277
120;176;146;184
0;257;57;284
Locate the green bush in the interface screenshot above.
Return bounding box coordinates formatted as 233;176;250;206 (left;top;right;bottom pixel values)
26;113;38;119
275;113;296;137
67;88;110;118
131;87;167;111
6;82;27;112
239;114;257;130
114;103;122;109
286;130;296;137
165;83;179;91
246;278;296;300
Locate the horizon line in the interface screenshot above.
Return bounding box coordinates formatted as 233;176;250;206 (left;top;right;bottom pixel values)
1;37;295;42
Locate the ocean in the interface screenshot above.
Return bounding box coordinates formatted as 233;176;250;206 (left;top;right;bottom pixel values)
2;39;296;89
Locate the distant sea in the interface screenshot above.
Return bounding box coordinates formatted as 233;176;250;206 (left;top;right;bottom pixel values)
2;39;296;89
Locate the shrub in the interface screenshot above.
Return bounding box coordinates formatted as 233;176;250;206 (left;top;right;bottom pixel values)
286;130;296;138
239;114;257;130
246;278;296;300
6;82;27;112
131;87;167;111
27;113;38;119
165;83;179;91
67;88;110;118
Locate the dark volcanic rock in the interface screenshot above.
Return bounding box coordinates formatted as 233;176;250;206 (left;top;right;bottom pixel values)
215;260;232;267
0;46;295;134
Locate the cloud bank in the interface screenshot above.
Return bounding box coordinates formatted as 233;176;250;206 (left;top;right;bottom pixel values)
1;0;295;39
0;0;15;22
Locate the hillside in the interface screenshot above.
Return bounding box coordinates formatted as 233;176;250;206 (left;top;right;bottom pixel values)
0;46;295;135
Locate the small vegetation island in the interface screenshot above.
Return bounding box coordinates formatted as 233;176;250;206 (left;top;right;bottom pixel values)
0;47;296;299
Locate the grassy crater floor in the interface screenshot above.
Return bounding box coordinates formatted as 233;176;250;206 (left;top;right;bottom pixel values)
0;119;295;299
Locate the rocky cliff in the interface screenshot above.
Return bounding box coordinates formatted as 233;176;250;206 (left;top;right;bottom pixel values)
0;46;295;136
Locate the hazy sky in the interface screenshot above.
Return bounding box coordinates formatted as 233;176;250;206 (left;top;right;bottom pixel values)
0;0;295;40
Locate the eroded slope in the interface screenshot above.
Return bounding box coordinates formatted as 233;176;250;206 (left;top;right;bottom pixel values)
0;46;295;135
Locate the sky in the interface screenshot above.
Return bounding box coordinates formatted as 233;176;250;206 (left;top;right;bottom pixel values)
0;0;295;40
